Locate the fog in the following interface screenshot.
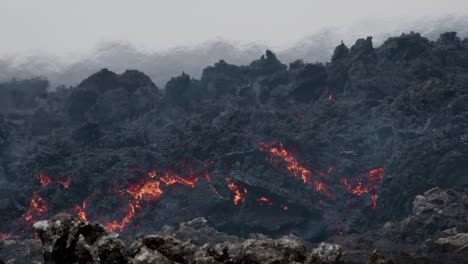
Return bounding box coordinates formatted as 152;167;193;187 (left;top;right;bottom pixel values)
0;0;467;87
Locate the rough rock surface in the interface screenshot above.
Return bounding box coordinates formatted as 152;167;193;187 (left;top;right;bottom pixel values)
0;31;468;263
0;238;42;264
367;250;393;264
328;188;468;263
34;213;128;264
30;213;392;264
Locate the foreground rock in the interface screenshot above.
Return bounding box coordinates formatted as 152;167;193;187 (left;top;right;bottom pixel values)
328;188;468;263
31;214;392;264
34;213;128;264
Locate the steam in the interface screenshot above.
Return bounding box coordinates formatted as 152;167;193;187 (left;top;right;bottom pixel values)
0;15;467;89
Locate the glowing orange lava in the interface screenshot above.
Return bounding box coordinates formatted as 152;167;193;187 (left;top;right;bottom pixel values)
106;202;136;232
22;193;48;223
258;139;383;212
104;166;210;232
159;171;198;188
371;194;378;209
72;200;88;221
257;196;274;207
226;178;247;205
33;173;52;187
7;139;383;238
34;173;71;188
259;141;333;197
127;180;164;201
340;168;383;207
57;176;71;188
148;170;157;178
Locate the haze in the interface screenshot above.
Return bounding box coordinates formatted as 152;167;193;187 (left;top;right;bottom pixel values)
2;0;468;57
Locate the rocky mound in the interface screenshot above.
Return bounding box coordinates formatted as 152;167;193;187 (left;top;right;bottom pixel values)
328;188;468;263
26;213;393;264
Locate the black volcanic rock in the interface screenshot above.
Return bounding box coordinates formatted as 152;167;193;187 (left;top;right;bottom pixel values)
34;214;367;264
378;32;431;61
249;50;287;76
164;72;201;109
436;31;463;50
78;68;120;91
0;78;48;113
0;113;8;146
200;60;247;98
68;68;160;123
34;214;128;264
0;32;468;264
331;41;349;62
289;63;328;102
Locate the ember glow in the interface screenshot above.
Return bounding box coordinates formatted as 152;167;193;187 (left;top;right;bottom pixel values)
340;168;383;206
328;90;333;100
57;176;71;188
159;170;198;188
22;193;48;223
72;201;88;221
257;196;274;207
371;194;378;209
258;141;333;197
127;180;164;201
106;202;137;232
3;138;384;238
33;173;52;187
226;177;247;205
103;164;215;232
34;173;71;188
0;233;11;239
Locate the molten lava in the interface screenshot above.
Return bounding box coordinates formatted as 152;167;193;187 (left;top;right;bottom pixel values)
104;165;211;232
34;173;71;188
33;173;52;187
259;141;333;197
257;196;274;207
226;177;247;205
57;176;71;189
159;171;198;188
340;168;383;207
371;194;378;209
22;193;48;223
6;138;384;238
106;202;136;232
127;180;164;201
72;201;88;221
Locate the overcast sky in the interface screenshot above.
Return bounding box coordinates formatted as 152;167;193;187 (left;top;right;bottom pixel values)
1;0;468;57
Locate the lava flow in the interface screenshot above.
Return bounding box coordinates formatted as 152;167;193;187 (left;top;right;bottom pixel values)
258;139;384;211
72;200;88;221
22;193;48;223
340;168;383;208
258;140;333;197
105;166;206;232
4;138;384;238
226;177;247;205
34;173;71;188
257;196;274;207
